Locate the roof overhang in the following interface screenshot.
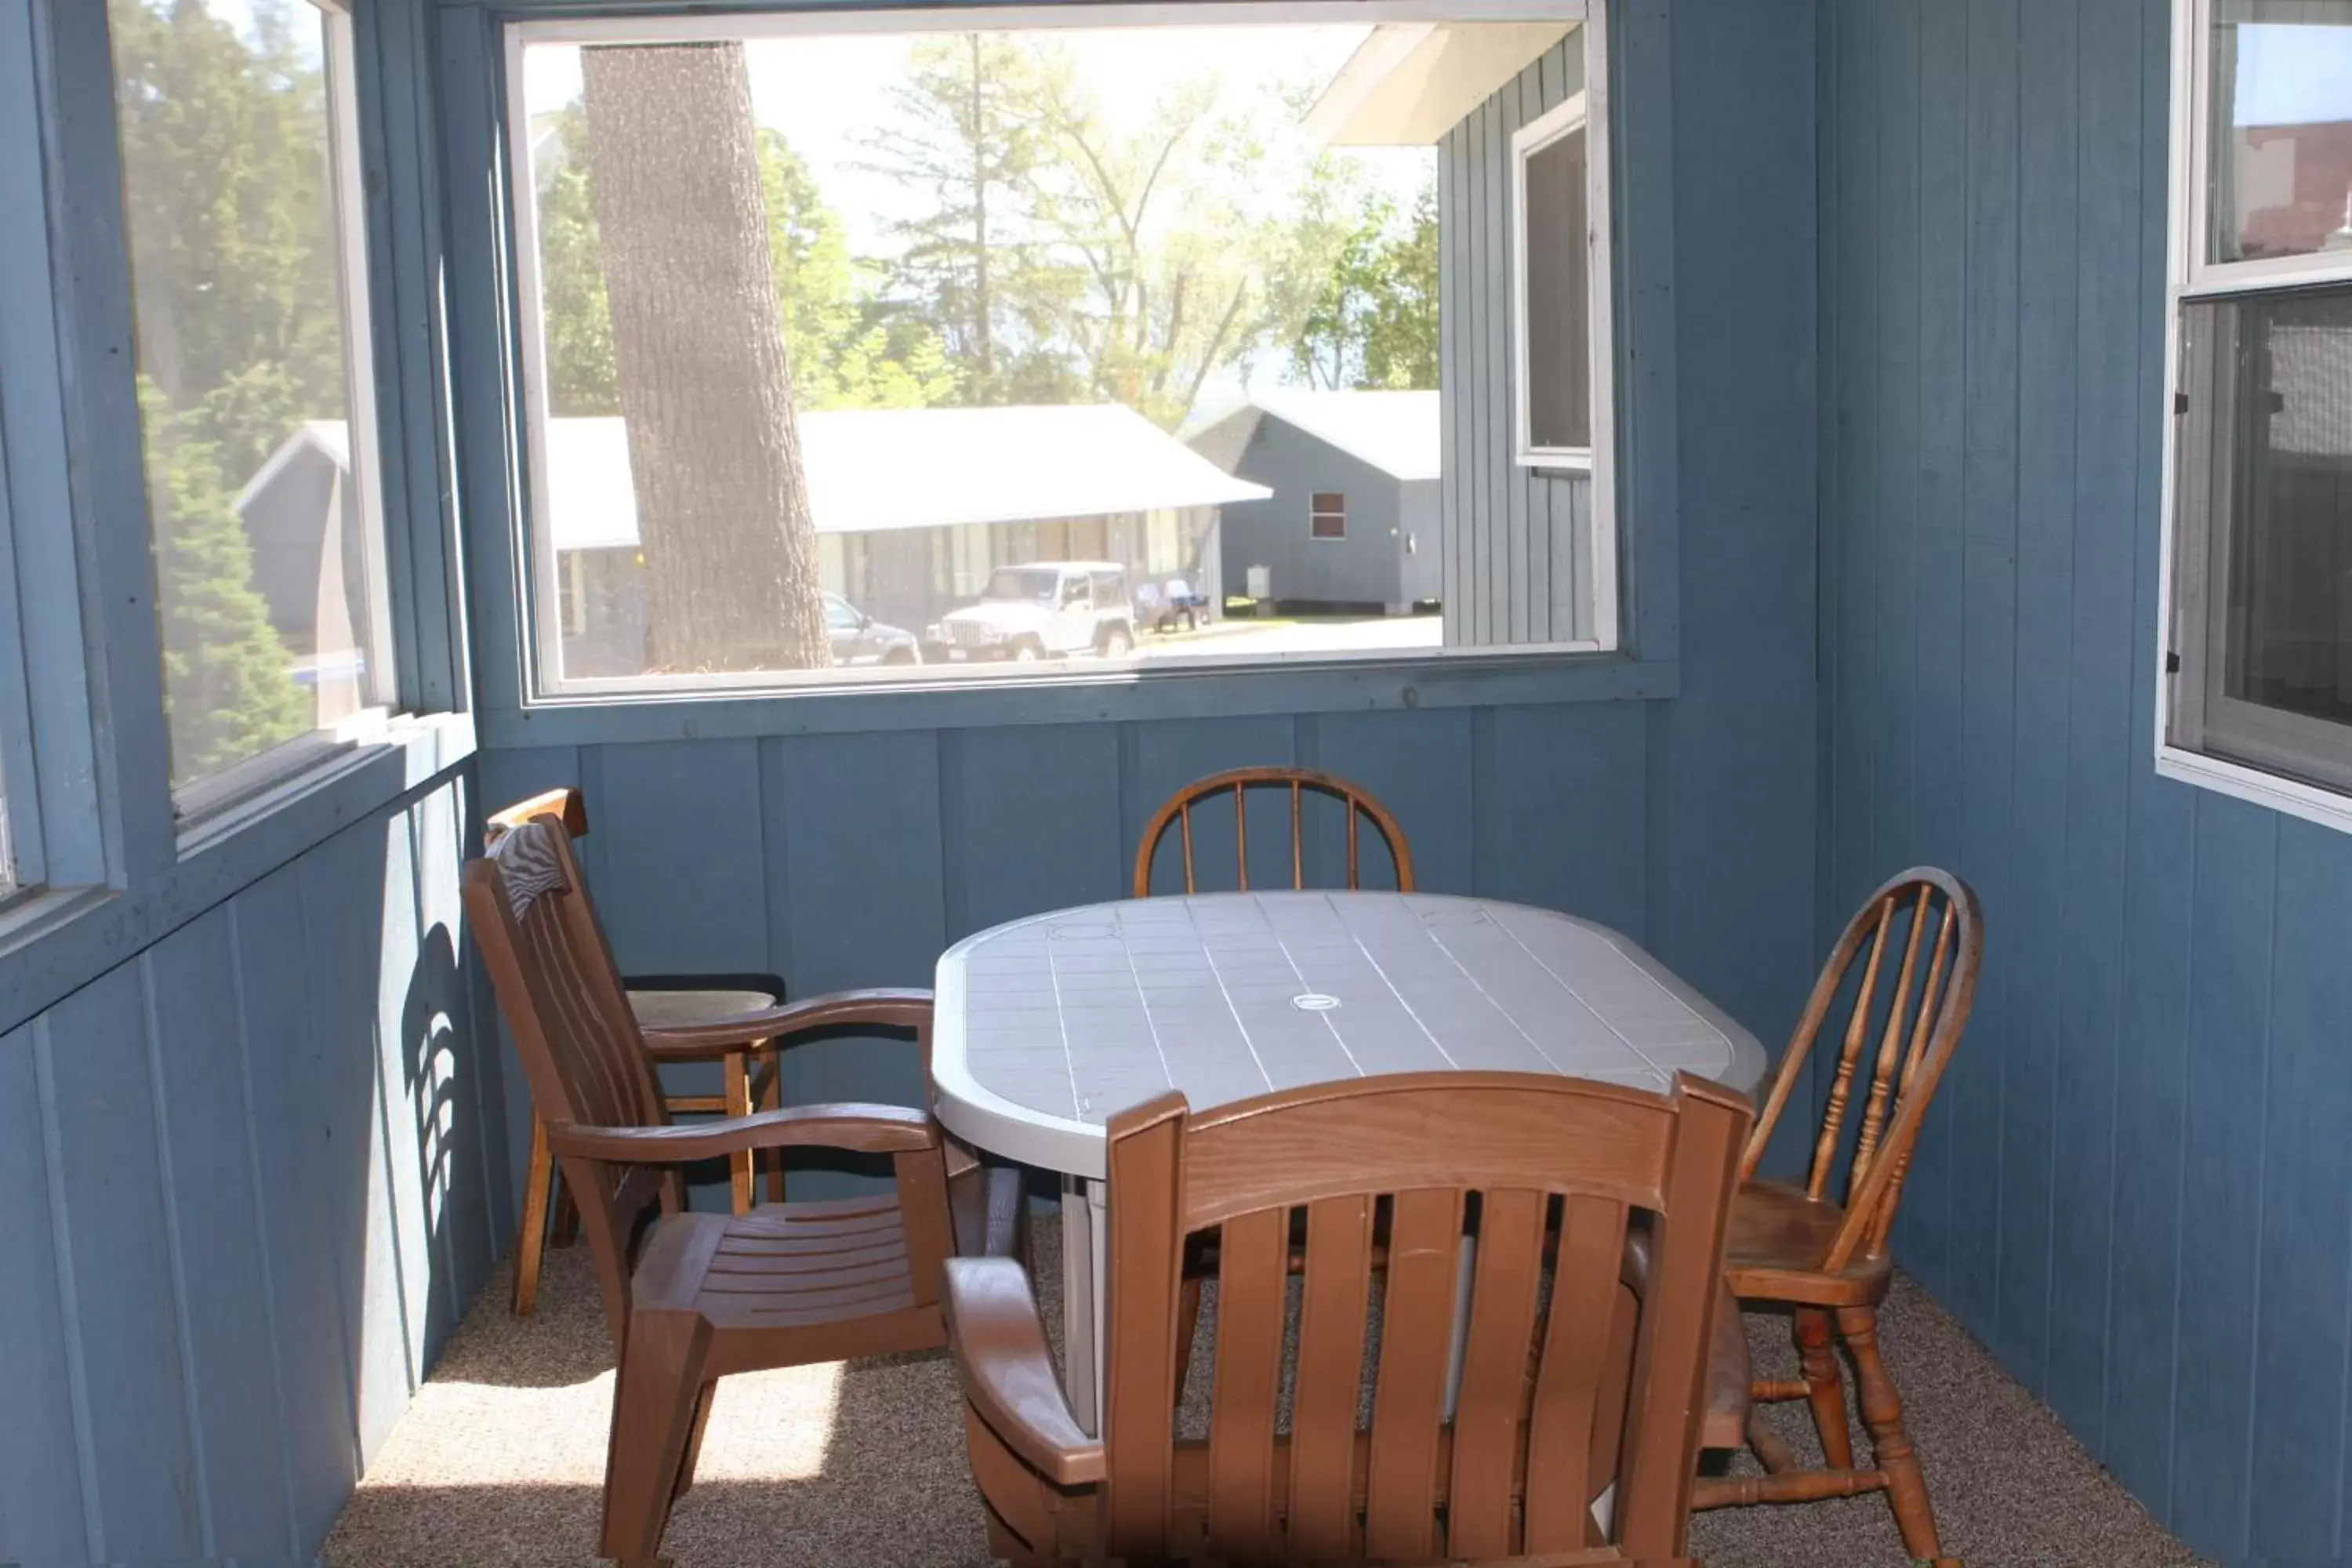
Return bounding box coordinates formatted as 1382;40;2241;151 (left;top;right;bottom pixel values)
1305;20;1575;147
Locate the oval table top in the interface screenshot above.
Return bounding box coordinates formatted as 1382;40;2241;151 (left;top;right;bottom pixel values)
932;890;1770;1179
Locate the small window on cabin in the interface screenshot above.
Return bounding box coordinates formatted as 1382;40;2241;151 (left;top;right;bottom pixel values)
107;0;394;816
2161;0;2352;815
1512;96;1595;468
1310;493;1347;539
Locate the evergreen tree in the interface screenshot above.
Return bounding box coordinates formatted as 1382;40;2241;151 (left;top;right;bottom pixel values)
109;0;332;779
138;382;311;777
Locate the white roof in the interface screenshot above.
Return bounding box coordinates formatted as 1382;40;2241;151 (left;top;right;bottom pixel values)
542;405;1269;551
238;406;1269;550
1189;390;1442;483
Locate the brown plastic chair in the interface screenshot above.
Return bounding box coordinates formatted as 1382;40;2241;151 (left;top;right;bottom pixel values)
488;788;793;1316
946;1070;1751;1565
1689;867;1984;1561
1132;767;1415;898
466;814;1019;1565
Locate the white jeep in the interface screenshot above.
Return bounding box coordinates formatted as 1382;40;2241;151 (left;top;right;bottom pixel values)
927;562;1138;662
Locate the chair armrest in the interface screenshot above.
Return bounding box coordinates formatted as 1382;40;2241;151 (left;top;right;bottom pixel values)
943;1257;1105;1486
640;986;933;1057
546;1102;936;1164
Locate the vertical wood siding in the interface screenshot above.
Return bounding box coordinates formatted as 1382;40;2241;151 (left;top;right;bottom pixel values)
1441;38;1592;647
1819;1;2352;1562
0;767;510;1563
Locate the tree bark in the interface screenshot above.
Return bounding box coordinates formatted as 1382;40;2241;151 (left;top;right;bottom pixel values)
582;42;829;673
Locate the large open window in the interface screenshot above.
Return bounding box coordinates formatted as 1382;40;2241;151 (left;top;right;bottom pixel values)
109;0;394;817
503;5;1613;700
2161;0;2352;826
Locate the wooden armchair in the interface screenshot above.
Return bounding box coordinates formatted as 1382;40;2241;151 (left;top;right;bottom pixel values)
1133;767;1415;896
487;788;791;1316
1690;867;1984;1561
467;815;1016;1566
946;1071;1751;1566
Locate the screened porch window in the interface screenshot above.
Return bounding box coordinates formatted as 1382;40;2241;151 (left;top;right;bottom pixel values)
2164;0;2352;810
109;0;394;812
503;6;1620;698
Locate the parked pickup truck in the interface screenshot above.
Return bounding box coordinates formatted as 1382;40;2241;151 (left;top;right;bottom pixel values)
924;562;1138;662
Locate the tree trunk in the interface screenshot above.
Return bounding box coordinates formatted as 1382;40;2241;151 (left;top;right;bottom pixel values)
582;42;829;673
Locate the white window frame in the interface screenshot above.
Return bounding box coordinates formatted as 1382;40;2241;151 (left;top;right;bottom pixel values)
1509;86;1613;487
2154;0;2352;836
503;0;1623;703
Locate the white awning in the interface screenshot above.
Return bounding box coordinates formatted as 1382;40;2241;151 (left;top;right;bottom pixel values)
1305;22;1574;147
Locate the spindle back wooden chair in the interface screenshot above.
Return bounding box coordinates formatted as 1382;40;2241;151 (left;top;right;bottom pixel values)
1132;767;1415;898
946;1071;1751;1566
467;815;980;1566
1690;866;1984;1561
486;787;792;1316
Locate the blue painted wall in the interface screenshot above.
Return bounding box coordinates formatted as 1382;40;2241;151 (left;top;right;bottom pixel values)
0;767;512;1563
1817;1;2352;1562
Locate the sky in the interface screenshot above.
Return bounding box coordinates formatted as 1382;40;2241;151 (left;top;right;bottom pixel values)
520;24;1436;262
2232;23;2352;127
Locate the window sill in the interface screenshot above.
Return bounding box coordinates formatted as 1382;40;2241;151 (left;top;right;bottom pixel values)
0;710;477;1034
2156;743;2352;837
484;652;1677;748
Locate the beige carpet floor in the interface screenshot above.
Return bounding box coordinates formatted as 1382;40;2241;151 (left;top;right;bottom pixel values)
326;1218;2206;1567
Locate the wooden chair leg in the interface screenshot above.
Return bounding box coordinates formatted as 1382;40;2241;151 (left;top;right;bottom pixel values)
512;1114;555;1316
671;1381;716;1504
1838;1303;1941;1561
601;1310;714;1566
1794;1306;1854;1468
724;1050;755;1216
758;1043;785;1204
551;1178;581;1247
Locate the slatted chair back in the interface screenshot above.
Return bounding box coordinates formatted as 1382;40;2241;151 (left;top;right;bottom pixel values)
1133;767;1415;898
1099;1072;1751;1563
485;785;590;848
1744;866;1984;1272
465;816;670;1345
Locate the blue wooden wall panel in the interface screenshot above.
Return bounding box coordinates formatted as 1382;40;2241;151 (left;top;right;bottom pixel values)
597;739;771;975
146;908;300;1558
234;861;365;1550
42;966;203;1559
1308;708;1474;894
2252;818;2352;1562
1820;0;2352;1559
1996;0;2078;1394
298;823;418;1472
1471;702;1649;942
2169;795;2277;1558
939;722;1124;940
0;1024;92;1563
2043;0;2143;1452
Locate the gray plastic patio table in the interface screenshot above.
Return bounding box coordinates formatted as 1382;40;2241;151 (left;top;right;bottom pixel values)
929;889;1772;1434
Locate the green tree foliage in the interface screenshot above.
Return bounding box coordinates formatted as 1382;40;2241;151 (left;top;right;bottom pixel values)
109;0;331;779
1292;184;1441;391
535;110;956;415
852;34;1089;406
136;381;313;777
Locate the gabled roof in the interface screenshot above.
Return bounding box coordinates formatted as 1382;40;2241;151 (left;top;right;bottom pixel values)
1186;390;1442;483
243;405;1270;551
